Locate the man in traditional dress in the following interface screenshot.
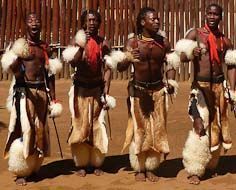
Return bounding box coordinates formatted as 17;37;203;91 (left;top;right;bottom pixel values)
175;3;236;185
63;10;116;177
1;13;62;185
116;7;179;182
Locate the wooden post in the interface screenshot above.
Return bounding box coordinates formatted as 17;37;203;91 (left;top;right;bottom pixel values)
46;0;52;44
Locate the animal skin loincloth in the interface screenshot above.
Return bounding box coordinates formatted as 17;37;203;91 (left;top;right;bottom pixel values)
4;86;50;159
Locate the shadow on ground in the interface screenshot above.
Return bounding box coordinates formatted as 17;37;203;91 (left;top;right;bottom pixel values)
203;155;236;180
28;159;76;182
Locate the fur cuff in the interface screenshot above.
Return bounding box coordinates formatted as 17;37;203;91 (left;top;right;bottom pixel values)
175;39;206;60
101;95;116;109
49;101;63;118
224;89;236;102
222;142;232;150
12;38;29;58
48;58;63;75
75;29;86;48
225;49;236;65
62;46;80;62
1;50;18;73
182;130;212;177
166;52;180;70
165;79;179;96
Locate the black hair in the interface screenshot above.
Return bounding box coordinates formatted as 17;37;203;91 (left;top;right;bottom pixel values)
80;9;102;29
26;12;40;22
136;7;156;35
206;3;223;19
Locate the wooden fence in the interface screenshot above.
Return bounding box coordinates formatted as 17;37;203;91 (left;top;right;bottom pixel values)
0;0;235;81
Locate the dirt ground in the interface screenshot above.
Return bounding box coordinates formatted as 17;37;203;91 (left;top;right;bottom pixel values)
0;80;236;190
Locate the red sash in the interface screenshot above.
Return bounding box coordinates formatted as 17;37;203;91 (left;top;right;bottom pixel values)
204;24;224;65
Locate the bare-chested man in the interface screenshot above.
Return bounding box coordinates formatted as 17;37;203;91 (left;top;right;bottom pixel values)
117;7;179;182
1;13;62;185
175;3;236;185
63;10;115;177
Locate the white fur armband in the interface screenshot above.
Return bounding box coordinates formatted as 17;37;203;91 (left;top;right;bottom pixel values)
62;46;80;62
75;29;86;48
175;39;206;60
49;101;63;118
11;38;29;58
166;52;180;70
104;50;126;70
165;79;179;96
104;50;138;70
48;58;63;75
1;50;18;73
101;95;116;109
225;50;236;66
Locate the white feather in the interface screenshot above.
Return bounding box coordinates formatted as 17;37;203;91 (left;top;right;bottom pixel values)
225;49;236;65
48;58;63;75
62;46;80;62
75;29;86;48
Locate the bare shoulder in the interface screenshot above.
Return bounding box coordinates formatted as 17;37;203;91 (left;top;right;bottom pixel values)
102;38;111;49
185;28;198;40
164;38;171;53
223;36;233;49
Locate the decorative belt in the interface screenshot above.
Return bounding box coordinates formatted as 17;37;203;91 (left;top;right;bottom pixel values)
14;81;45;89
133;79;164;90
195;74;224;83
73;79;104;89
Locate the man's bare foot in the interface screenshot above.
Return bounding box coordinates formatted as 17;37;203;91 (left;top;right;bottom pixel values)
15;177;27;186
135;172;146;181
94;168;104;176
188;175;200;185
76;169;86;177
146;171;159;182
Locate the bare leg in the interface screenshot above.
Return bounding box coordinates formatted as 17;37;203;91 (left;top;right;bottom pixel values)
94;168;104;176
188;175;200;185
135;172;146;181
76;168;86;177
146;171;159;182
15;177;27;186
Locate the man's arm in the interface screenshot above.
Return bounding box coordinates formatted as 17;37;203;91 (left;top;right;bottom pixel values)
178;29;200;62
225;38;236;91
103;39;112;95
117;38;138;72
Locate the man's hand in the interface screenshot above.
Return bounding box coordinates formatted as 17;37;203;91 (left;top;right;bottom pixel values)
85;30;91;42
131;48;140;60
193;47;202;57
166;84;175;94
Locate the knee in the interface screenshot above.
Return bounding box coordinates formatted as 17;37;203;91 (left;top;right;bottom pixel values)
71;143;90;167
145;150;161;171
90;147;105;168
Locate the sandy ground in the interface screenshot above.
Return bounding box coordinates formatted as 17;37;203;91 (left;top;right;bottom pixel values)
0;80;236;190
